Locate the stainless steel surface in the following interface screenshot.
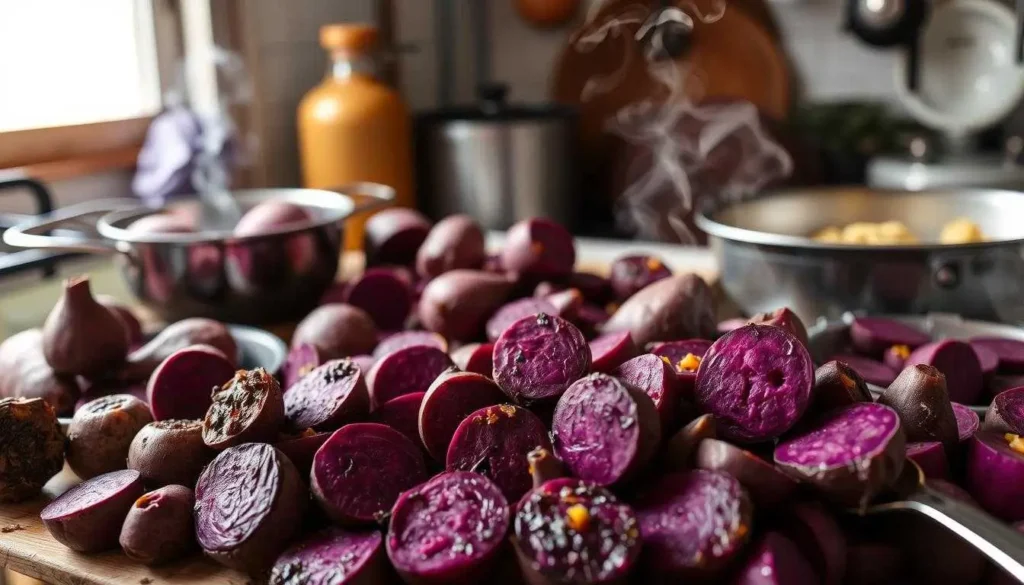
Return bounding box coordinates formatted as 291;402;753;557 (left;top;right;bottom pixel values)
869;154;1024;190
696;187;1024;324
3;183;394;324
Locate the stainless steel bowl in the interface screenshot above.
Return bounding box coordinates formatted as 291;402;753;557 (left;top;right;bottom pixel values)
2;184;394;324
695;187;1024;325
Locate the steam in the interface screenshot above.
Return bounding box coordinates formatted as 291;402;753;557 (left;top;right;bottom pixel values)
572;1;792;244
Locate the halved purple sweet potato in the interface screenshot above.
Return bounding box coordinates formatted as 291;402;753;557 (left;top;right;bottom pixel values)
416;214;486;279
907;340;983;405
284;358;369;432
850;317;930;356
370;392;427;447
635;470;753;582
779;502;845;585
810;360;872;415
613;354;685;433
146;344;235;421
906;441;949;479
128;419;214;488
775;402;905;510
648;339;712;375
664;414;716;470
500;218;576;281
387;471;510;585
546;288;583;321
274;430;331;479
955;402;979;443
828;354;898;387
449;342;494;377
695;438;798;506
67;394;154;480
589;332;638;373
202;368;285;450
748;307;809;349
40;469;145;553
291;304;378;361
123;318;238;381
446;404;552;502
695;325;814;443
119;485;197;565
972;337;1024;373
366;345;452;408
312;422;427;525
966;430;1024;521
418;270;514;342
883;344;910;372
485;297;558;342
270;528;387;585
973;343;999;379
364;207;431;268
195;443;306;574
513;478;641;585
551;374;661;486
732;532;818;585
419;370;507;462
984;386;1024;435
282;343;321;391
0;398;64;503
601;273;717;348
879;364;959;454
344;267;415;331
373;330;448;360
568;271;612;305
492;313;590;407
609;254;673;302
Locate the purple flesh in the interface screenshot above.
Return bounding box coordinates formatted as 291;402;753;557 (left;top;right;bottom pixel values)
972;337;1024;373
906;441;950;479
954;402;979;441
635;470;752;581
366;345;453;408
732;532;818;585
567;271;612;305
370;392;426;447
446;404;552;502
449;343;494;377
344;268;414;331
588;332;638;373
270;528;384;585
146;345;235;421
779;502;845;585
485;297;558;342
695;438;798;507
275;431;331;479
985;387;1024;435
283;343;321;391
907;340;983;405
387;472;509;585
609;254;673;301
968;432;1024;521
850;317;930;356
350;354;375;373
883;345;907;372
829;354;897;387
373;330;447;360
492;313;590;406
973;343;1000;377
613;353;685;434
648;339;713;375
284;358;370;432
513;478;640;585
747;307;809;349
695;325;814;443
717;318;747;335
419;370;507;462
40;470;145;553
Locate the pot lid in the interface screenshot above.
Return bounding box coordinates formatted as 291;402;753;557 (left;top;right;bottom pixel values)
893;0;1024;134
418;83;576;123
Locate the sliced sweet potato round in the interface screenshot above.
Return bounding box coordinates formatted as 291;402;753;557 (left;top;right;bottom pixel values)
485;297;558;342
449;342;494;377
41;469;145;553
344;267;415;331
284;358;369;432
608;254;672;302
971;337;1024;373
202;368;285;450
373;330;448;360
588;331;638;373
366;345;452;408
370;392;427;448
270;528;387;585
419;370;507;462
983;386;1024;434
905;441;949;480
613;353;686;434
850;317;930;356
492;313;590;407
907;340;983;405
146;344;236;421
966;430;1024;521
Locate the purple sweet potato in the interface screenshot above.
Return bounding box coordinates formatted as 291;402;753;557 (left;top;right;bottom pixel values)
879;364;959;454
695;438;798;506
373;330;448;360
972;337;1024;373
492;313;590;407
418;270;514;342
500;218;576;280
905;441;949;479
828;354;897;387
370;392;426;447
589;331;638;373
513;478;641;585
311;423;427;525
850;317;930;356
419;370;507;461
973;343;1000;378
366;345;452;408
486;297;558;342
124;318;238;381
202;368;285;450
270;528;387;585
128;419;214;488
648;339;712;375
350;354;376;373
364;207;431;267
779;502;845;585
195;443;306;574
67;394;153;480
883;344;910;372
344;267;415;331
635;470;753;582
387;472;510;585
664;414;717;471
567;271;612;305
527;447;566;488
546;288;583;321
0;397;65;503
96;295;144;347
284;358;370;432
984;386;1024;434
40;469;146;553
446;404;552;502
907;340;984;405
449;342;494;377
551;374;661;486
146;344;235;421
0;329;80;415
748;307;809;349
601;273;717;348
774;402;905;510
810;360;873;415
613;354;685;433
966;431;1024;521
575;303;612;339
416;214;486;279
731;532;818;585
695;325;814;443
291;304;378;361
282;342;322;391
274;430;331;479
717;318;747;336
989;375;1024;399
119;484;197;565
955;402;979;441
609;254;673;302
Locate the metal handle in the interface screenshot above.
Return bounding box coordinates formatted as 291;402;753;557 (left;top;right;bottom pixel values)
3;199;138;255
335;182;397;217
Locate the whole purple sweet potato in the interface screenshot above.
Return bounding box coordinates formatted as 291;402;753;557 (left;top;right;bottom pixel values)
146;344;236;421
119;484;197;565
552;374;661;486
905;441;949;479
966;431;1024;521
123;318;238;381
387;472;510;585
373;330;448;360
972;337;1024;373
416;214;486;279
42;276;129;378
41;469;145;553
779;502;845;585
418;270;514;342
809;360;873;416
485;297;558;342
95;295;144;347
609;254;673;302
695;438;798;506
828;354;898;387
614;354;686;433
589;331;638;373
906;340;983;405
194;443;306;574
67;394;153;480
370;392;427;447
0;397;65;503
492;313;590;408
270;528;387;585
732;532;819;585
601;273;716;348
344;267;415;331
419;370;507;462
850;317;930;356
748;307;809;349
446;404;552;502
983;386;1024;434
664;414;717;471
0;329;79;415
202;368;285;450
291;304;378;361
695;325;814;443
879;364;959;454
284;358;369;432
449;342;494;377
364;207;432;267
366;345;452;408
128;419;213;488
500;218;576;281
311;423;427;525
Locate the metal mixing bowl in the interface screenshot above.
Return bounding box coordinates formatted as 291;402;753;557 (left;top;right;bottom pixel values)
696;187;1024;325
2;184;394;324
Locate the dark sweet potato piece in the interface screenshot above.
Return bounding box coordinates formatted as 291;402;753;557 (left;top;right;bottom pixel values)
567;271;612;305
274;430;331;479
40;469;145;553
635;470;753;582
748;307;809;349
850;317;930;356
291;304;378;361
418;270;514;342
449;342;494;377
695;438;798;506
810;360;873;415
419;370;507;461
609;254;672;302
589;331;638;373
350;354;375;373
128;419;213;488
97;295;144;347
202;368;285;450
601;273;716;348
270;528;387;585
492;313;590;407
513;478;641;585
0;329;79;415
195;443;306;574
664;414;717;471
879;364;959;454
905;441;949;479
344;267;415;331
774;402;905;510
779;502;845;585
546;288;584;322
966;431;1024;521
695;325;814;443
282;343;321;391
146;344;236;421
373;330;448;360
984;386;1024;434
370;392;426;447
907;340;983;405
613;354;685;433
971;337;1024;373
387;472;510;585
828;354;897;387
415;214;486;279
284;358;369;432
446;404;552;502
486;297;558;342
67;394;153;480
119;484;196;565
364;207;431;267
574;303;611;339
311;423;427;525
124;318;238;381
551;374;661;486
500;218;576;280
732;532;818;585
0;397;65;503
527;447;566;488
366;345;452;408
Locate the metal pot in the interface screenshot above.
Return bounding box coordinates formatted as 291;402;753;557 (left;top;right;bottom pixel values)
2;183;394;324
695;187;1024;324
415;83;579;230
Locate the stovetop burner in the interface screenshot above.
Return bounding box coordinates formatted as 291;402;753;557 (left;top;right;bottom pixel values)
0;175;81;279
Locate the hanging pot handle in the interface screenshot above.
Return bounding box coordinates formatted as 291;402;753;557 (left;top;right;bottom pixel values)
3;199;138;255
